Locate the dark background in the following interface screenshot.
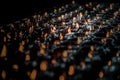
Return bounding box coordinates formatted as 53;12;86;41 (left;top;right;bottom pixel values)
0;0;71;26
0;0;118;26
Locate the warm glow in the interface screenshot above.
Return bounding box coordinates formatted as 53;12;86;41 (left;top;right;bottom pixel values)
54;40;60;45
7;33;11;39
85;31;89;36
39;48;45;55
110;29;113;34
108;60;112;66
29;27;33;33
30;69;37;80
59;32;63;40
1;70;6;79
73;17;76;21
59;75;65;80
72;0;75;5
106;32;110;38
62;22;66;26
54;9;57;14
76;22;79;29
0;44;7;57
90;26;94;31
101;38;107;43
90;45;95;51
61;6;64;9
58;16;62;21
117;24;120;30
44;33;48;40
77;37;81;44
51;59;57;65
27;71;31;76
88;53;93;59
25;54;31;61
33;15;37;19
62;50;68;58
40;61;48;71
68;44;72;49
12;64;19;70
21;40;25;46
41;44;46;49
67;27;71;34
3;36;6;42
99;71;104;78
68;65;75;76
44;12;48;17
79;12;83;18
18;44;24;53
61;15;64;20
116;52;119;57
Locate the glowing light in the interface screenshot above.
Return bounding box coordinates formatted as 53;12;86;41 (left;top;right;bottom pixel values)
68;65;75;76
18;44;24;53
59;32;63;40
1;70;6;79
108;60;112;66
77;37;81;44
59;75;65;80
39;48;45;55
12;64;19;70
99;71;104;78
62;50;68;58
88;53;93;59
68;44;72;49
25;54;31;61
0;45;7;57
40;61;48;71
30;69;37;80
90;45;95;51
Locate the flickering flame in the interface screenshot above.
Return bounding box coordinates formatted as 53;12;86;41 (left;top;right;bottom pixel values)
25;54;31;61
67;27;71;34
12;64;19;70
106;32;110;38
40;61;48;71
59;75;65;80
30;69;37;80
59;33;63;40
68;65;75;76
110;29;113;34
88;53;93;59
61;15;64;19
76;22;79;29
79;12;83;18
72;0;75;5
0;45;7;57
51;59;57;65
1;70;6;79
3;36;6;42
39;48;45;55
68;44;72;49
62;50;68;58
108;60;112;66
44;12;48;17
18;44;24;53
77;37;81;44
7;33;11;39
85;31;89;36
90;45;95;51
99;71;104;78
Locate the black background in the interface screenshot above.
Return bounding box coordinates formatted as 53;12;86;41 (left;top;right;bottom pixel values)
0;0;118;26
0;0;70;25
